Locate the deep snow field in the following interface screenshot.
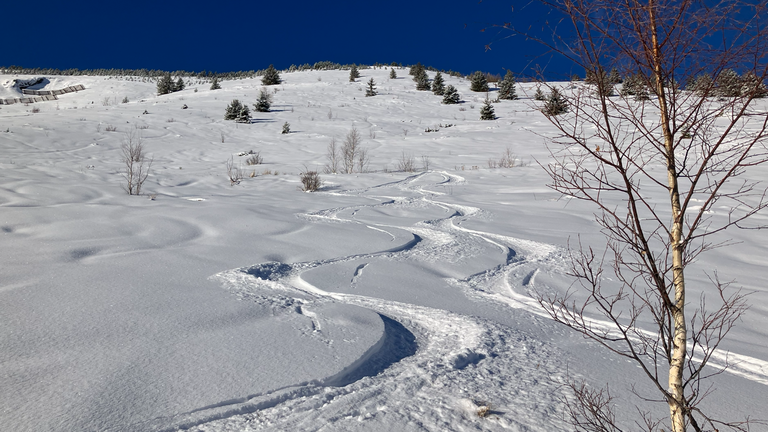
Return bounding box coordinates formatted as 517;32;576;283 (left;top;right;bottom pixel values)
1;68;768;432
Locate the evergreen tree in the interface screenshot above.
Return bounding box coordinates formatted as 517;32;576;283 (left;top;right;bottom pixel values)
172;77;185;92
621;72;650;100
470;71;489;92
687;73;713;97
498;70;518;100
534;87;546;101
542;88;568;116
365;78;377;97
607;67;622;84
431;71;445;95
390;68;397;79
261;64;282;86
740;72;768;98
282;122;290;134
210;77;221;90
442;85;461;104
480;97;496;120
415;70;431;91
409;62;424;77
157;73;173;96
254;88;273;112
236;104;251;123
225;99;245;120
349;64;359;82
715;69;741;97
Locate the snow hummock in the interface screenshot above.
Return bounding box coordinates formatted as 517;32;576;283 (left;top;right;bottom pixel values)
1;69;767;431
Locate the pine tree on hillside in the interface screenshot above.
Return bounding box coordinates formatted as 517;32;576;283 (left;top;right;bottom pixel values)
442;85;461;104
173;77;185;92
740;72;768;98
409;62;424;77
365;78;377;97
431;71;445;95
607;67;622;84
534;87;546;101
390;68;397;79
254;88;273;112
236;104;251;123
715;69;742;97
498;70;518;100
470;71;489;92
542;88;568;116
225;99;248;121
621;72;649;100
349;65;360;82
686;73;713;97
210;76;221;90
262;64;282;86
415;70;431;91
480;97;496;120
157;73;174;96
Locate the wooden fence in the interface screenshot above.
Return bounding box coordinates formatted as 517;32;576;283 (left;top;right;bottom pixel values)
0;84;85;105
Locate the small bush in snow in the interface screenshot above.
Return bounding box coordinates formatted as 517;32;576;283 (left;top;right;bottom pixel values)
282;122;291;134
210;77;221;90
390;68;397;79
300;169;322;192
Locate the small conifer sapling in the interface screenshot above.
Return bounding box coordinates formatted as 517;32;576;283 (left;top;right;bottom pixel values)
498;70;518;100
480;97;496;120
470;71;489;92
282;122;290;134
210;76;221;90
261;64;282;86
432;71;445;96
366;78;377;97
442;85;461;104
254;88;273;112
390;68;397;79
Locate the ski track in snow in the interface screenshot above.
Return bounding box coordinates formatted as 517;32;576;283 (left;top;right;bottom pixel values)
194;171;768;430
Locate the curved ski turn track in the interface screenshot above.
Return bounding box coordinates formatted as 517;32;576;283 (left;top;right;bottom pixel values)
196;171;768;431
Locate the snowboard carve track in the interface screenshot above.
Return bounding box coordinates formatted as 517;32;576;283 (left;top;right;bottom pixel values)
197;171;768;430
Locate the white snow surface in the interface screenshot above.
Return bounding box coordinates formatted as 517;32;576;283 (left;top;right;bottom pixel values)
1;70;767;432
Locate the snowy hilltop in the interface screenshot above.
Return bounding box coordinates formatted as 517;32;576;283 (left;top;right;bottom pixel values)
1;67;767;432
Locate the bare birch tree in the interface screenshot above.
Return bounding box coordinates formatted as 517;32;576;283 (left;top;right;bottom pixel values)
500;1;768;431
121;130;152;195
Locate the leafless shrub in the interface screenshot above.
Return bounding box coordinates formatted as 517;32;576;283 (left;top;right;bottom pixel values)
245;152;263;165
166;118;175;123
226;156;243;186
220;131;225;143
299;168;322;192
342;126;367;173
396;151;416;172
105;124;117;132
102;96;111;106
324;137;341;174
421;155;431;171
488;147;518;169
121;131;152;195
31;106;40;113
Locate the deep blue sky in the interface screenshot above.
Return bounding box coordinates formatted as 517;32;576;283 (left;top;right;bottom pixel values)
4;0;571;78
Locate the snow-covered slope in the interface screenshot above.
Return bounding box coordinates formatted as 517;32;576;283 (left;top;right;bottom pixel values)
1;69;767;431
